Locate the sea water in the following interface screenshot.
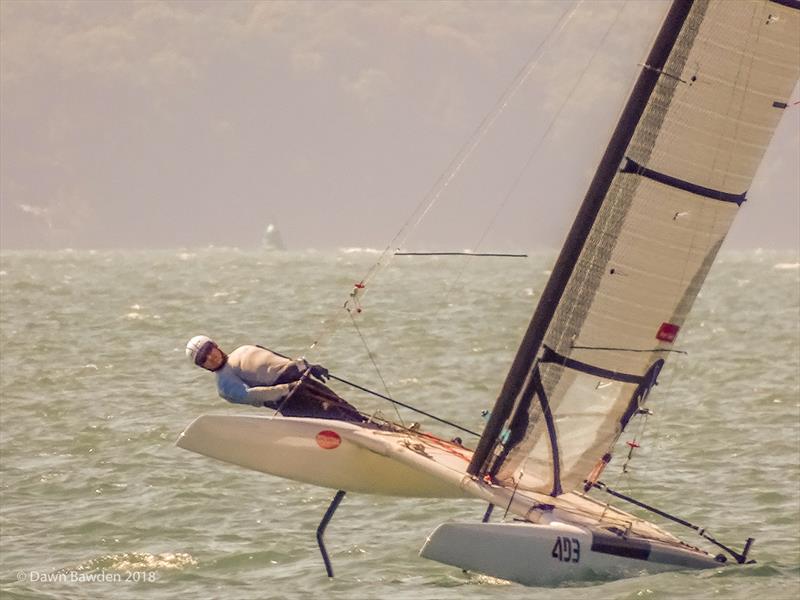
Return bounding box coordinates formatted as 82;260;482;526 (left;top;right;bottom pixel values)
1;248;798;600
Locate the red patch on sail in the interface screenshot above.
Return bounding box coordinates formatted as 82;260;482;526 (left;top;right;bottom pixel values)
656;322;680;343
316;430;341;450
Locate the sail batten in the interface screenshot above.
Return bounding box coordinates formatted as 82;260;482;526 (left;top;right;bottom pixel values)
470;0;800;495
768;0;800;10
621;158;748;204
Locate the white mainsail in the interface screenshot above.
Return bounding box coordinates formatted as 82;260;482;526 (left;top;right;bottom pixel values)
469;0;800;495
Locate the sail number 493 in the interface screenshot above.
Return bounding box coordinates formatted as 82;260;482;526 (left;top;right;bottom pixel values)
551;536;580;563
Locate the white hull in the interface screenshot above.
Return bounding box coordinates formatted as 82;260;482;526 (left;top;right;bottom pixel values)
420;520;722;586
177;413;725;585
176;414;469;497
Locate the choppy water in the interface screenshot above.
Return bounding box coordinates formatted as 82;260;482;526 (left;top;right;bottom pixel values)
1;248;798;600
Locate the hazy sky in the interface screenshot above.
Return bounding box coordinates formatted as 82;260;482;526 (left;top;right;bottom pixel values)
1;0;798;251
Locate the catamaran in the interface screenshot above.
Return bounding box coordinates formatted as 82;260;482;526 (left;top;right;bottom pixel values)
178;0;799;586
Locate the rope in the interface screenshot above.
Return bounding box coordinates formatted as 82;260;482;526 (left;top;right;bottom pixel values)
328;371;482;438
272;368;312;417
599;408;651;523
258;346;481;437
503;472;524;521
347;310;404;426
593;481;754;564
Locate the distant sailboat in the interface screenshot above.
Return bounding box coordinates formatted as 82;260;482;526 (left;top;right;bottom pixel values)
262;223;285;251
178;0;799;586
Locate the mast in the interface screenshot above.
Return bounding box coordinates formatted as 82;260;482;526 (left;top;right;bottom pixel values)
467;0;695;477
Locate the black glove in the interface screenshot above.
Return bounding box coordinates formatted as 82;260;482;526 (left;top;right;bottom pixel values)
309;364;330;382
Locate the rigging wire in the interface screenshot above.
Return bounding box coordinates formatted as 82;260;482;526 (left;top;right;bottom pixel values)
346;310;405;426
325;1;597;428
594;384;650;519
424;0;629;329
297;1;592;434
473;0;628;256
308;0;586;354
502;474;523;521
359;0;586;290
449;0;636;472
597;351;688;521
599;408;652;522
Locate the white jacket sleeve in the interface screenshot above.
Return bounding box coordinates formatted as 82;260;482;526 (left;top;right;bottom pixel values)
244;383;292;404
217;368;292;407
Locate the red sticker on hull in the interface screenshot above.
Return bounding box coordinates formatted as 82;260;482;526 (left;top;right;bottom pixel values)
316;430;341;450
656;322;680;343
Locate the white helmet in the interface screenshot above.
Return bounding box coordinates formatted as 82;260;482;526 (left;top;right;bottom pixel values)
186;335;213;366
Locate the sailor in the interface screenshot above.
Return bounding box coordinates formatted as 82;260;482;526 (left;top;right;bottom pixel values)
185;336;365;423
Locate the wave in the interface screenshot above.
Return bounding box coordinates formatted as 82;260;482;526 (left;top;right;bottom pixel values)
338;247;383;254
71;551;197;572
